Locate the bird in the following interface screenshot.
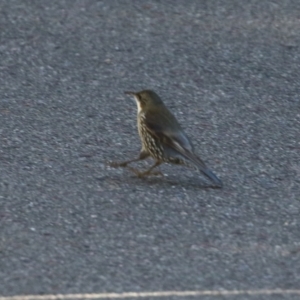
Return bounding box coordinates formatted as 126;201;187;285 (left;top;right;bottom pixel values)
111;89;223;188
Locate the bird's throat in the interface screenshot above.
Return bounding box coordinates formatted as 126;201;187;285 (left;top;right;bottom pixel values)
134;96;142;113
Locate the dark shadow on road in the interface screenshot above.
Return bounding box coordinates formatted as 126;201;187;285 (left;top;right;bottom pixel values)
96;173;222;190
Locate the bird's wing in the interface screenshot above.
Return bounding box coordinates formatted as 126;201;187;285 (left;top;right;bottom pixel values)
144;109;205;164
144;108;194;151
144;109;223;187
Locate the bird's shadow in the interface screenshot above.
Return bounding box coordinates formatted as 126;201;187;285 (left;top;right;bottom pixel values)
97;172;220;190
136;176;221;189
103;162;223;189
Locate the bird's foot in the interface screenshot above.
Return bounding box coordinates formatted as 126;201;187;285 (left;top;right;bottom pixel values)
108;161;128;168
147;170;164;177
128;167;164;178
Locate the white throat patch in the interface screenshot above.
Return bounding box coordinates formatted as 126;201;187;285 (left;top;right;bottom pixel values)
134;95;142;113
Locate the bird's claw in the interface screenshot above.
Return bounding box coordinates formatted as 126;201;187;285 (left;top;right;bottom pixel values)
128;167;164;178
149;171;164;177
108;161;127;168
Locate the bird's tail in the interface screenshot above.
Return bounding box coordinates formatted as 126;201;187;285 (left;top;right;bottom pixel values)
165;139;223;187
199;164;223;188
182;151;223;188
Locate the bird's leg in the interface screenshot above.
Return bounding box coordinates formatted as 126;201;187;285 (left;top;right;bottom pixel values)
110;157;141;168
129;161;163;178
109;150;149;168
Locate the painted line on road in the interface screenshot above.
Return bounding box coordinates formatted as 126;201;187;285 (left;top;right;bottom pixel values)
1;289;300;300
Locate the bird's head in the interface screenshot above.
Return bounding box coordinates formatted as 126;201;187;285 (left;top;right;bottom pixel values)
124;90;163;112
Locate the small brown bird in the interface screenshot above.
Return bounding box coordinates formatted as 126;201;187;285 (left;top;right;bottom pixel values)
112;90;222;188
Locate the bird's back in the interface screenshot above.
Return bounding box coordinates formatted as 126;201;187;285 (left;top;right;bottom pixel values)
145;104;194;154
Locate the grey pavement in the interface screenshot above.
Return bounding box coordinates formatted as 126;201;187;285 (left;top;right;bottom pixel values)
0;0;300;299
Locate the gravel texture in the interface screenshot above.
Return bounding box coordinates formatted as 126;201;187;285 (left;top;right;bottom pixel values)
0;0;299;298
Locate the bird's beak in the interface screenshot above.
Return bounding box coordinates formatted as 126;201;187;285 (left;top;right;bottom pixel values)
124;91;136;96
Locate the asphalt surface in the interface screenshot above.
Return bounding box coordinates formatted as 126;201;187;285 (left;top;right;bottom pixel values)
0;0;300;299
